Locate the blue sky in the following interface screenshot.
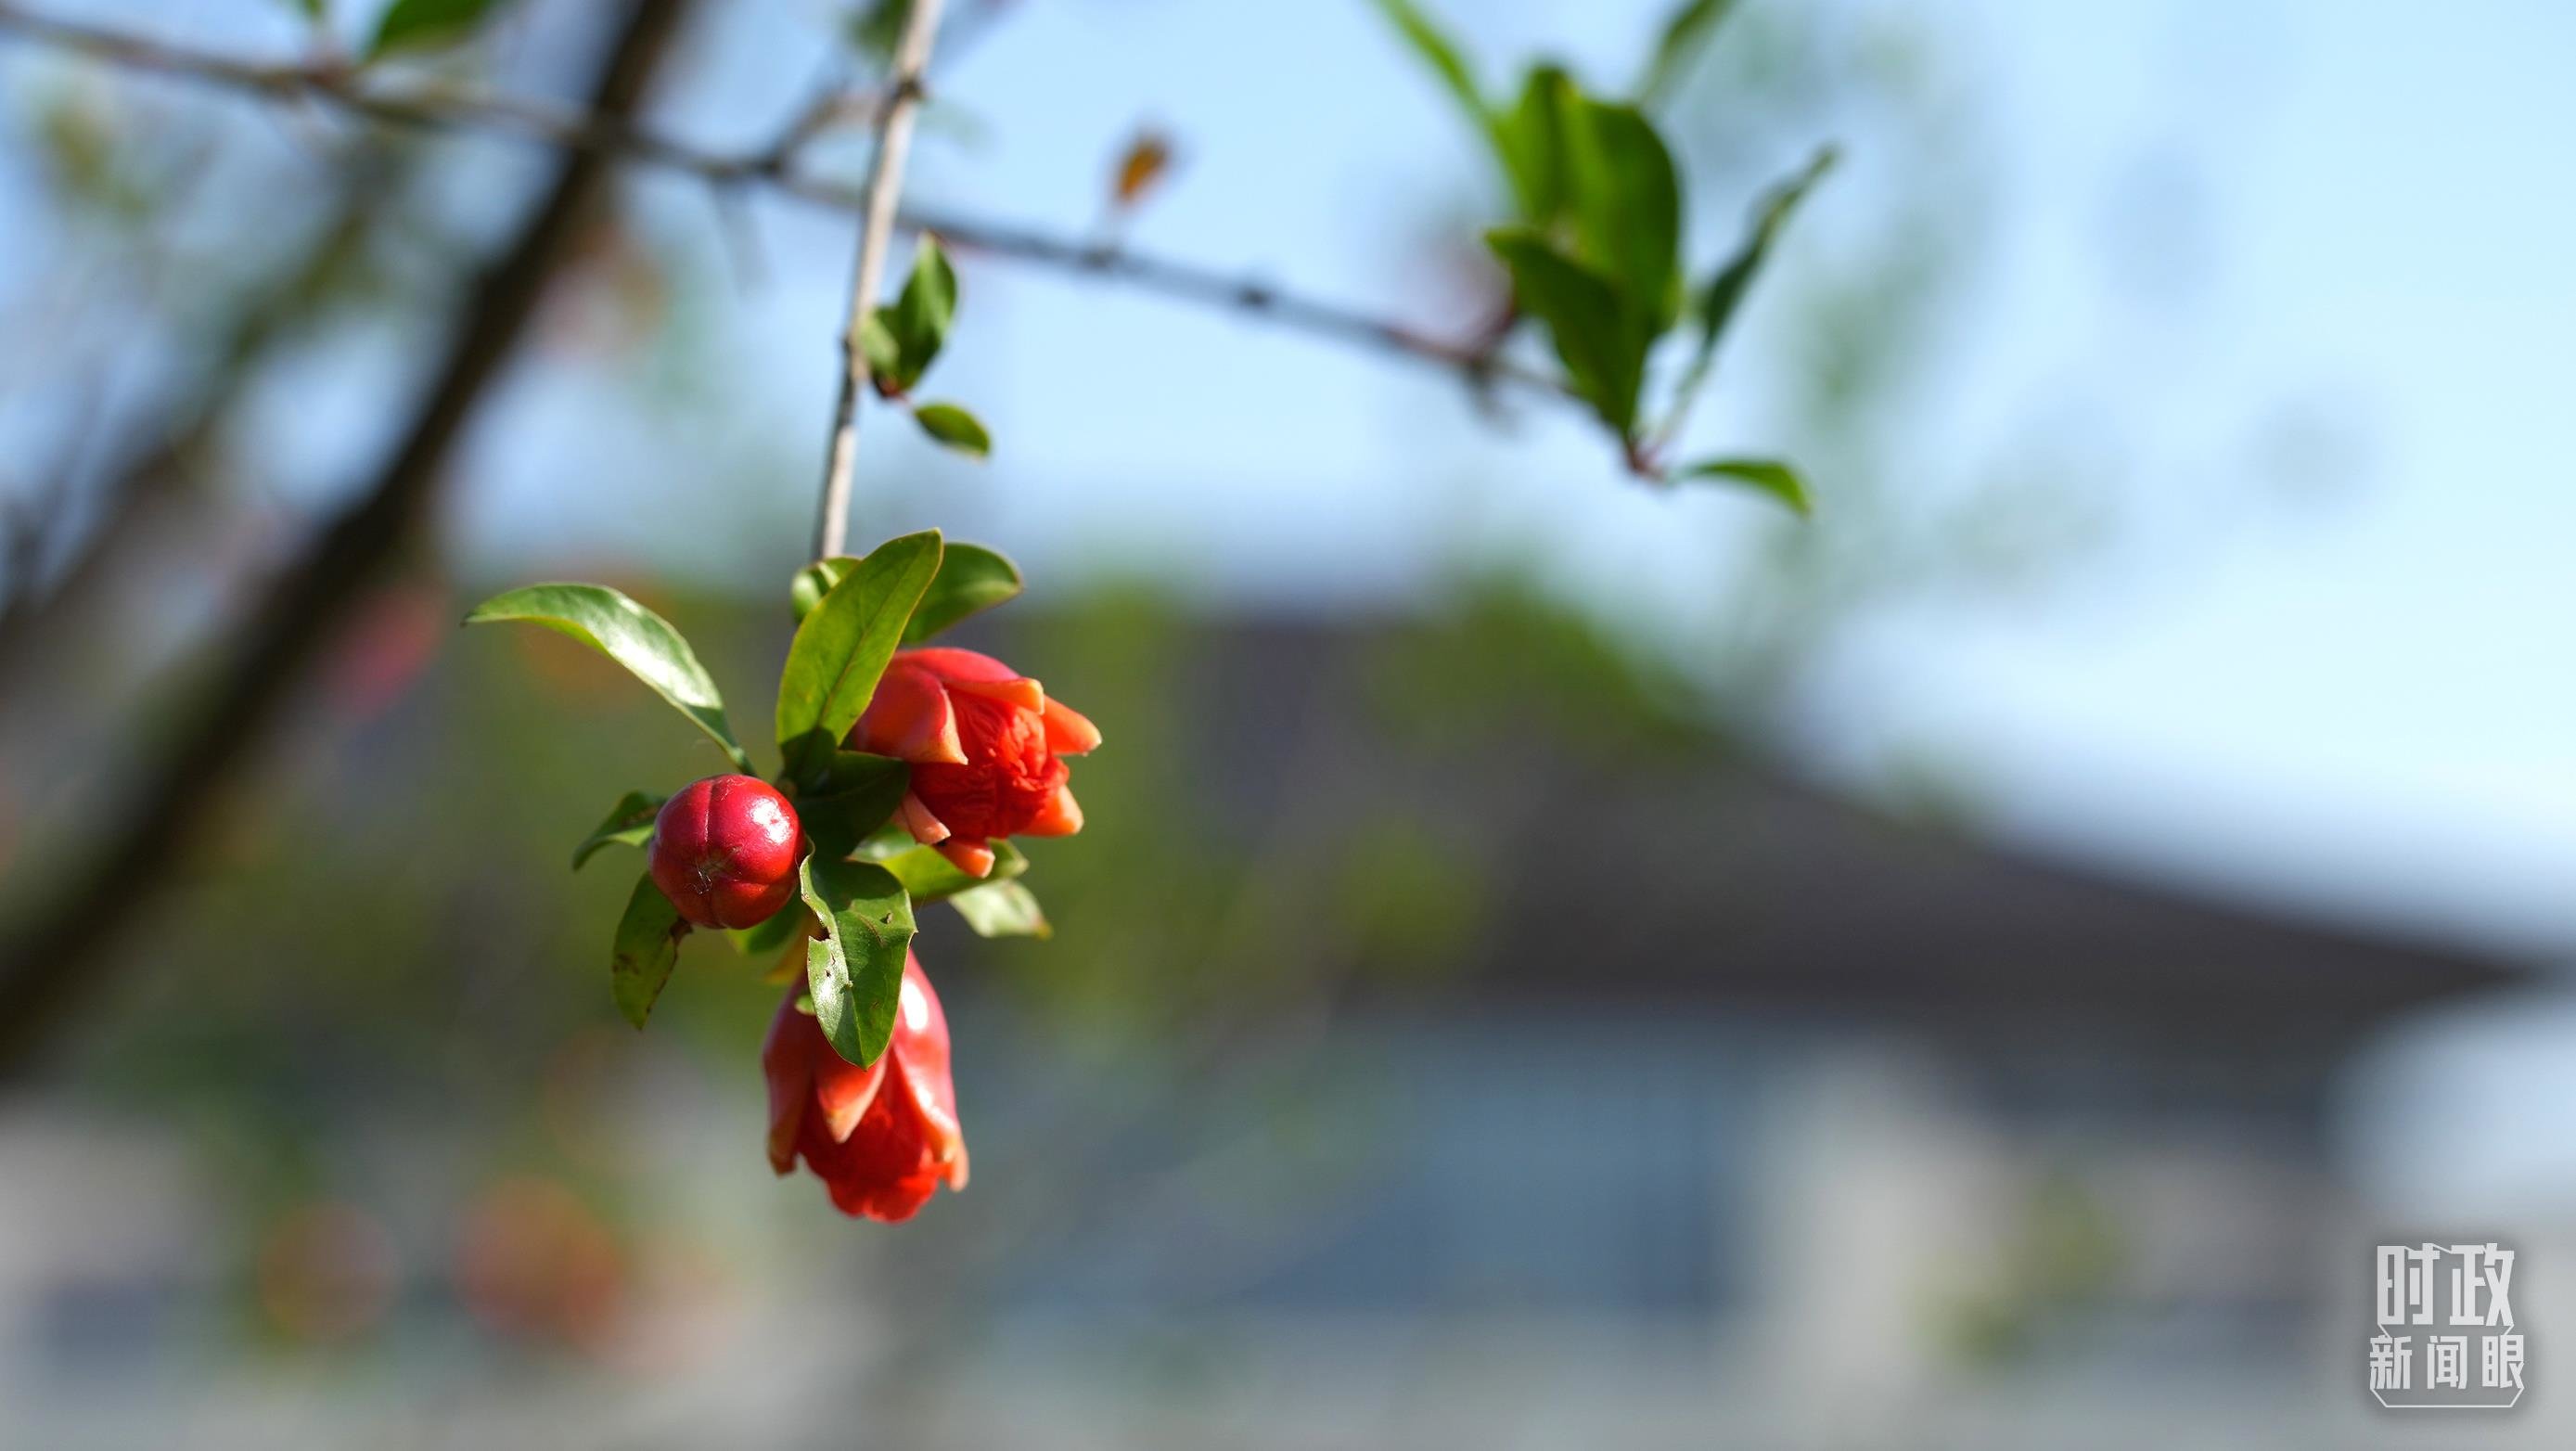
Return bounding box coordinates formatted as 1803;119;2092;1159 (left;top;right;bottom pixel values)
10;0;2575;1187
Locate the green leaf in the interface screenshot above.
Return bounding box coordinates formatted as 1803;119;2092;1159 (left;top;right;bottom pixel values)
799;751;912;856
1367;0;1488;134
864;837;1027;903
949;880;1050;939
609;873;689;1029
875;236;959;393
1485;226;1647;434
775;530;942;789
1638;0;1741;107
797;854;916;1067
1495;65;1578;224
725;904;809;957
790;558;855;623
1565;101;1684;330
910;402;990;459
465;583;752;773
571;790;663;870
903;541;1022;644
1678;145;1837;402
1676;456;1811;516
366;0;502;59
858;312;902;381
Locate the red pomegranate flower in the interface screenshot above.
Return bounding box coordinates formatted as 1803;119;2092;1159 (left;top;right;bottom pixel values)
849;647;1100;878
761;951;968;1222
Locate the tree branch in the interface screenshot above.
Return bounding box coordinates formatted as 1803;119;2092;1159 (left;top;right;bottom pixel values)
0;1;1557;400
813;0;944;561
0;0;698;1072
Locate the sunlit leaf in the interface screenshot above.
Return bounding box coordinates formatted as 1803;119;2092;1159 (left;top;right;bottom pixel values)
904;541;1022;644
950;879;1050;938
864;837;1027;903
571;790;663;870
366;0;504;60
1675;456;1811;515
464;583;752;772
1486;226;1647;434
798;854;916;1067
609;873;688;1028
911;402;990;459
775;531;942;789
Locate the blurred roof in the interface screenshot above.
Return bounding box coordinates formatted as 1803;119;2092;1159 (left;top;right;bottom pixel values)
1160;619;2527;1038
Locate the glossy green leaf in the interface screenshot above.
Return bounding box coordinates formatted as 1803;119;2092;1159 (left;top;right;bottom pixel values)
1676;456;1811;516
1565;101;1684;329
775;531;942;789
609;873;689;1029
571;790;664;870
797;854;916;1067
903;542;1022;644
1486;227;1647;434
864;837;1027;903
1638;0;1740;107
799;751;912;856
911;402;990;459
465;583;752;772
366;0;501;59
949;880;1050;939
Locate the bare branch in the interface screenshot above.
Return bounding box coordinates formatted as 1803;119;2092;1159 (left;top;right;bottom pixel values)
0;1;1558;401
0;0;699;1072
813;0;944;561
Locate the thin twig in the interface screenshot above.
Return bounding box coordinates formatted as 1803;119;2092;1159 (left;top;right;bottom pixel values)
812;0;943;561
0;1;1560;402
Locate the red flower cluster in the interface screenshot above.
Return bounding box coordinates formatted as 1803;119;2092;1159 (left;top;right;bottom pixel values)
761;952;968;1222
850;647;1100;878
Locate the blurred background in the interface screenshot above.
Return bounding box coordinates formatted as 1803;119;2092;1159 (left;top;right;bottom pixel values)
0;0;2570;1445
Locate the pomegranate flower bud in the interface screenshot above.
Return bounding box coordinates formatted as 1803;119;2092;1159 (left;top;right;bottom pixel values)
647;775;801;930
849;647;1099;878
760;951;967;1221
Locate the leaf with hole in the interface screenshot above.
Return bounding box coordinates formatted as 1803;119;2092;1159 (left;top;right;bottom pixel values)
465;583;752;772
798;854;916;1067
571;790;664;870
775;531;942;790
609;873;689;1029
